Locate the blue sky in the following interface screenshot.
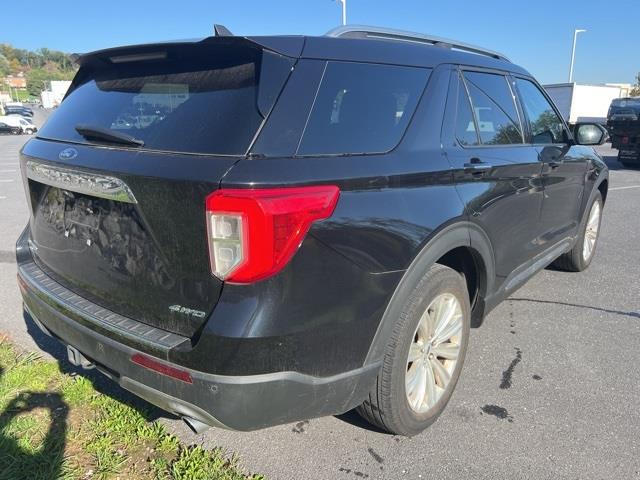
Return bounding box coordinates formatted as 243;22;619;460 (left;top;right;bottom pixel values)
3;0;638;85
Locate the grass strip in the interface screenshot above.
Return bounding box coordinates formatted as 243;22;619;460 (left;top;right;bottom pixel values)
0;334;264;480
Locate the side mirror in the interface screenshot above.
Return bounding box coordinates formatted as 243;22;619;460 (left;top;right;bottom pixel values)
574;123;606;146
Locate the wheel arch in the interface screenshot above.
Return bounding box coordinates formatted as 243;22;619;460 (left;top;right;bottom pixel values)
597;177;608;205
364;221;495;366
580;173;609;224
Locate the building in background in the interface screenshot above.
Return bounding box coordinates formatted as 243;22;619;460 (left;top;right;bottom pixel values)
40;80;72;108
604;83;633;97
1;73;27;102
3;73;27;89
544;83;630;125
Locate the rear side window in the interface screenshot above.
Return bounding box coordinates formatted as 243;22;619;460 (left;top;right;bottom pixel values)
297;62;430;155
515;78;566;144
37;43;294;155
462;71;523;145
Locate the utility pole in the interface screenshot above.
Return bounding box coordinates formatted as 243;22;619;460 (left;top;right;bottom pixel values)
568;29;586;83
335;0;346;26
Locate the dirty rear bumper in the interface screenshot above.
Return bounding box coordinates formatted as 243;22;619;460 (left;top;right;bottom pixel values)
16;237;379;431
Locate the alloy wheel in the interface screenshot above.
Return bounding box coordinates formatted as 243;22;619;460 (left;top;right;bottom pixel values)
582;201;601;262
405;293;463;414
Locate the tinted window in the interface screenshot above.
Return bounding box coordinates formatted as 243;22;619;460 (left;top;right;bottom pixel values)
455;75;479;146
516;78;566;144
297;62;430;155
608;98;640;119
611;98;640;108
37;44;294;155
463;71;523;145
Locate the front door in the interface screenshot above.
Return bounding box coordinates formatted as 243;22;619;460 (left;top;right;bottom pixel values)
514;77;589;246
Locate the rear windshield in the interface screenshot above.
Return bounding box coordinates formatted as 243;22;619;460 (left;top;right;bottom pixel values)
611;98;640;108
609;98;640;117
37;42;293;155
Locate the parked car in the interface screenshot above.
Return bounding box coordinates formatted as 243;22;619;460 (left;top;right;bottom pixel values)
16;25;608;436
607;97;640;167
5;106;34;117
0;115;37;134
0;121;21;134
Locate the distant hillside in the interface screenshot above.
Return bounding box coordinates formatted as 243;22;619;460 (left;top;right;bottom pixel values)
0;43;77;97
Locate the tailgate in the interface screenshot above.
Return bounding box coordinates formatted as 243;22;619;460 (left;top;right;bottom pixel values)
22;146;235;337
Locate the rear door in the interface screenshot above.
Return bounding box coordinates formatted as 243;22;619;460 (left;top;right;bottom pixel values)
514;77;588;244
443;68;545;279
21;39;295;337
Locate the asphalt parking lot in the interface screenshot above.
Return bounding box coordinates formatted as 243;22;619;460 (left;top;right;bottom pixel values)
0;114;639;479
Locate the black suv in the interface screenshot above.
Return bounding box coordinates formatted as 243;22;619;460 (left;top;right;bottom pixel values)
16;26;608;436
607;97;640;166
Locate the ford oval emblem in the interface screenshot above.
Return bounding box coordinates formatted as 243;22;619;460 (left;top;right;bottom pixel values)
59;148;78;161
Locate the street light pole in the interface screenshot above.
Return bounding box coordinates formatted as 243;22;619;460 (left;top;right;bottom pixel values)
568;29;586;83
335;0;346;25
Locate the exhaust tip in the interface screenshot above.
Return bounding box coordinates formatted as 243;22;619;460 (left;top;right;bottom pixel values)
182;416;210;434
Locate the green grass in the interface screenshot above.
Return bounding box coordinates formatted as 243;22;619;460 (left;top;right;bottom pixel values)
0;89;34;102
0;335;264;480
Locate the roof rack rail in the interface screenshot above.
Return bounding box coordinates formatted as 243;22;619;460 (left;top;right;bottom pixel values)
325;25;510;62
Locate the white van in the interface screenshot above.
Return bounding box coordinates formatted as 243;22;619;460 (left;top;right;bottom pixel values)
0;116;37;134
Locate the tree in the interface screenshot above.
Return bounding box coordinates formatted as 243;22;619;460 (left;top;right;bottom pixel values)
630;73;640;97
9;58;21;74
25;68;48;96
0;54;9;76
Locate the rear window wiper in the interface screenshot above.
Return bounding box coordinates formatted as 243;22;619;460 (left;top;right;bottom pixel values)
75;124;145;147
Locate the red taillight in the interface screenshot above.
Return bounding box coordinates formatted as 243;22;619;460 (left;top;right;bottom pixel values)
205;185;340;283
131;353;193;384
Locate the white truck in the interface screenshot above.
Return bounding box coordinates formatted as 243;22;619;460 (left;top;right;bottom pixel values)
544;83;625;126
40;80;72;109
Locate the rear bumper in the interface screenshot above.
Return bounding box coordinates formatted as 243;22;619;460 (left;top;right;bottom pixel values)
16;243;378;431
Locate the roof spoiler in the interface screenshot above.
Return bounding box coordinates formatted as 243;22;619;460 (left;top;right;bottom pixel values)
73;31;304;66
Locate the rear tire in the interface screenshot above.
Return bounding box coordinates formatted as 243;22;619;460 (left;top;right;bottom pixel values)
357;263;470;436
553;191;603;272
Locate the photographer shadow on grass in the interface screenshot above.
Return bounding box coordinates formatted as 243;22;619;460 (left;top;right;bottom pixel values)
0;363;68;480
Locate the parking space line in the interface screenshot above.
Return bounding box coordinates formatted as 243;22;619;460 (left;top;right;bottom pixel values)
0;169;16;173
0;196;6;200
609;185;640;191
0;179;14;183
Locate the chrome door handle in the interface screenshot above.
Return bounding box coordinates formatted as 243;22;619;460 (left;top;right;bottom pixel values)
464;159;492;175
